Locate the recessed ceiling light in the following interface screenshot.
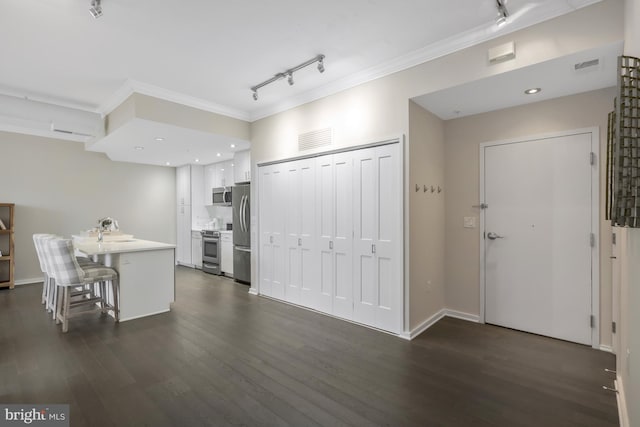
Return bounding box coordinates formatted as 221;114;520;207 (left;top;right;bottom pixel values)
134;146;144;151
155;137;165;141
216;153;221;157
231;163;234;167
221;168;225;172
195;158;200;163
230;144;236;148
524;87;542;95
165;161;170;166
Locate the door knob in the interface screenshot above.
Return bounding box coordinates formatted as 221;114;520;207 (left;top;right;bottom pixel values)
487;232;504;240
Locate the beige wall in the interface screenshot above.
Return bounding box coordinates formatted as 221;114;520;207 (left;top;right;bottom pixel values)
443;87;616;345
408;101;445;328
106;93;251;141
0;131;176;282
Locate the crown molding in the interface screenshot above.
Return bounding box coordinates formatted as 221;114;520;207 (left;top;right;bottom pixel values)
97;79;252;122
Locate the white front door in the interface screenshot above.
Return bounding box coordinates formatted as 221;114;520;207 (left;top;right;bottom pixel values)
482;131;596;345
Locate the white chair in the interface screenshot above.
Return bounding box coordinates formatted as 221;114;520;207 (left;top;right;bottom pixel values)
33;234;100;318
45;238;119;333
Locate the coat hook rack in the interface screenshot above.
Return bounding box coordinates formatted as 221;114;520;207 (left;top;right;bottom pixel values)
415;184;420;192
423;185;428;193
438;186;442;193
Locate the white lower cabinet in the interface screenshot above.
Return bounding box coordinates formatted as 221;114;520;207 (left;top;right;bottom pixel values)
177;205;192;266
258;143;403;334
191;231;202;269
221;232;233;276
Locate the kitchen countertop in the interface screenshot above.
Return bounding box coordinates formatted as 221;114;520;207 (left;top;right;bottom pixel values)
192;229;233;234
75;239;175;256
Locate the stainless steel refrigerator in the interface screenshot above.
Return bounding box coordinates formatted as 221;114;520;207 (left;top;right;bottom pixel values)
232;184;251;284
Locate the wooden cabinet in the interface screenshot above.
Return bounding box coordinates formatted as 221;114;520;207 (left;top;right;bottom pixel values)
234;150;251;183
191;231;202;269
257;143;403;334
221;232;233;276
0;203;15;289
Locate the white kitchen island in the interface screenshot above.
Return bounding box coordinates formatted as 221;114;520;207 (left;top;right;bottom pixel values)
74;239;176;322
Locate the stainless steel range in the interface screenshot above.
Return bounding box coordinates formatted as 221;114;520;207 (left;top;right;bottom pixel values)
201;230;221;275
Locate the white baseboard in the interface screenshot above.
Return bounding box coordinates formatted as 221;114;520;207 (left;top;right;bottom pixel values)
444;309;480;323
403;308;481;340
616;377;629;427
248;288;258;296
14;277;43;286
599;345;614;353
400;309;446;340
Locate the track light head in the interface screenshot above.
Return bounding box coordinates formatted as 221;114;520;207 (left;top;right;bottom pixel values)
89;0;103;18
495;0;508;27
287;73;294;86
317;58;325;73
252;90;258;101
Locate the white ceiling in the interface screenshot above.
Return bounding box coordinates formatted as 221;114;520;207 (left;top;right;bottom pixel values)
0;0;608;166
413;41;622;120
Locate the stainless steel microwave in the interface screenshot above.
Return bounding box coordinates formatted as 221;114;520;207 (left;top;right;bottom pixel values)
212;187;232;206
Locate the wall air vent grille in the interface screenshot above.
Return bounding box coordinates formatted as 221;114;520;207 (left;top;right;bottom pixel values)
574;59;600;71
298;127;332;151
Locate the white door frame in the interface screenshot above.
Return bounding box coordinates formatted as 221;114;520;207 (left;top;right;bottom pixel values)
479;127;600;348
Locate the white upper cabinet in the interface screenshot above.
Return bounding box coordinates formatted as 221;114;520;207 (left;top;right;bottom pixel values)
190;164;204;208
204;160;234;205
234;150;251;183
176;165;191;206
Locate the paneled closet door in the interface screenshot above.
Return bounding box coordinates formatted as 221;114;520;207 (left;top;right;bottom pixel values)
298;159;319;310
332;152;354;320
284;161;303;305
259;164;286;298
284;159;317;307
316;155;334;313
353;144;402;333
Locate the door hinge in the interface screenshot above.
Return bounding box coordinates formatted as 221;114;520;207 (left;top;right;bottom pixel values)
590;315;596;328
590;233;595;248
612;232;617;245
590;152;596;165
612;321;617;334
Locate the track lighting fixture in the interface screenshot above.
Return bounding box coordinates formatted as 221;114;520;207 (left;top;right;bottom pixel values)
495;0;508;27
89;0;103;18
250;54;325;101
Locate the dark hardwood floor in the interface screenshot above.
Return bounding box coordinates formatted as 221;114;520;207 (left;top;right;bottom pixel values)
0;267;618;426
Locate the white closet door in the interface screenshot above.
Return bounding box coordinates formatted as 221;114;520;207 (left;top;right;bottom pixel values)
298;159;319;309
259;164;286;298
353;144;402;333
332;152;354;319
284;161;302;305
270;164;286;300
259;165;275;297
316;155;335;312
373;144;402;333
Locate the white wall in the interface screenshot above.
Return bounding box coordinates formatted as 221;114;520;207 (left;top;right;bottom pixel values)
0;131;176;282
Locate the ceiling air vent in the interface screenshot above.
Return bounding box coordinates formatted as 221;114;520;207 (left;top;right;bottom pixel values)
574;59;600;71
298;127;332;151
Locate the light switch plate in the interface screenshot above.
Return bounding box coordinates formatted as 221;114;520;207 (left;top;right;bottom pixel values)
463;217;476;228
